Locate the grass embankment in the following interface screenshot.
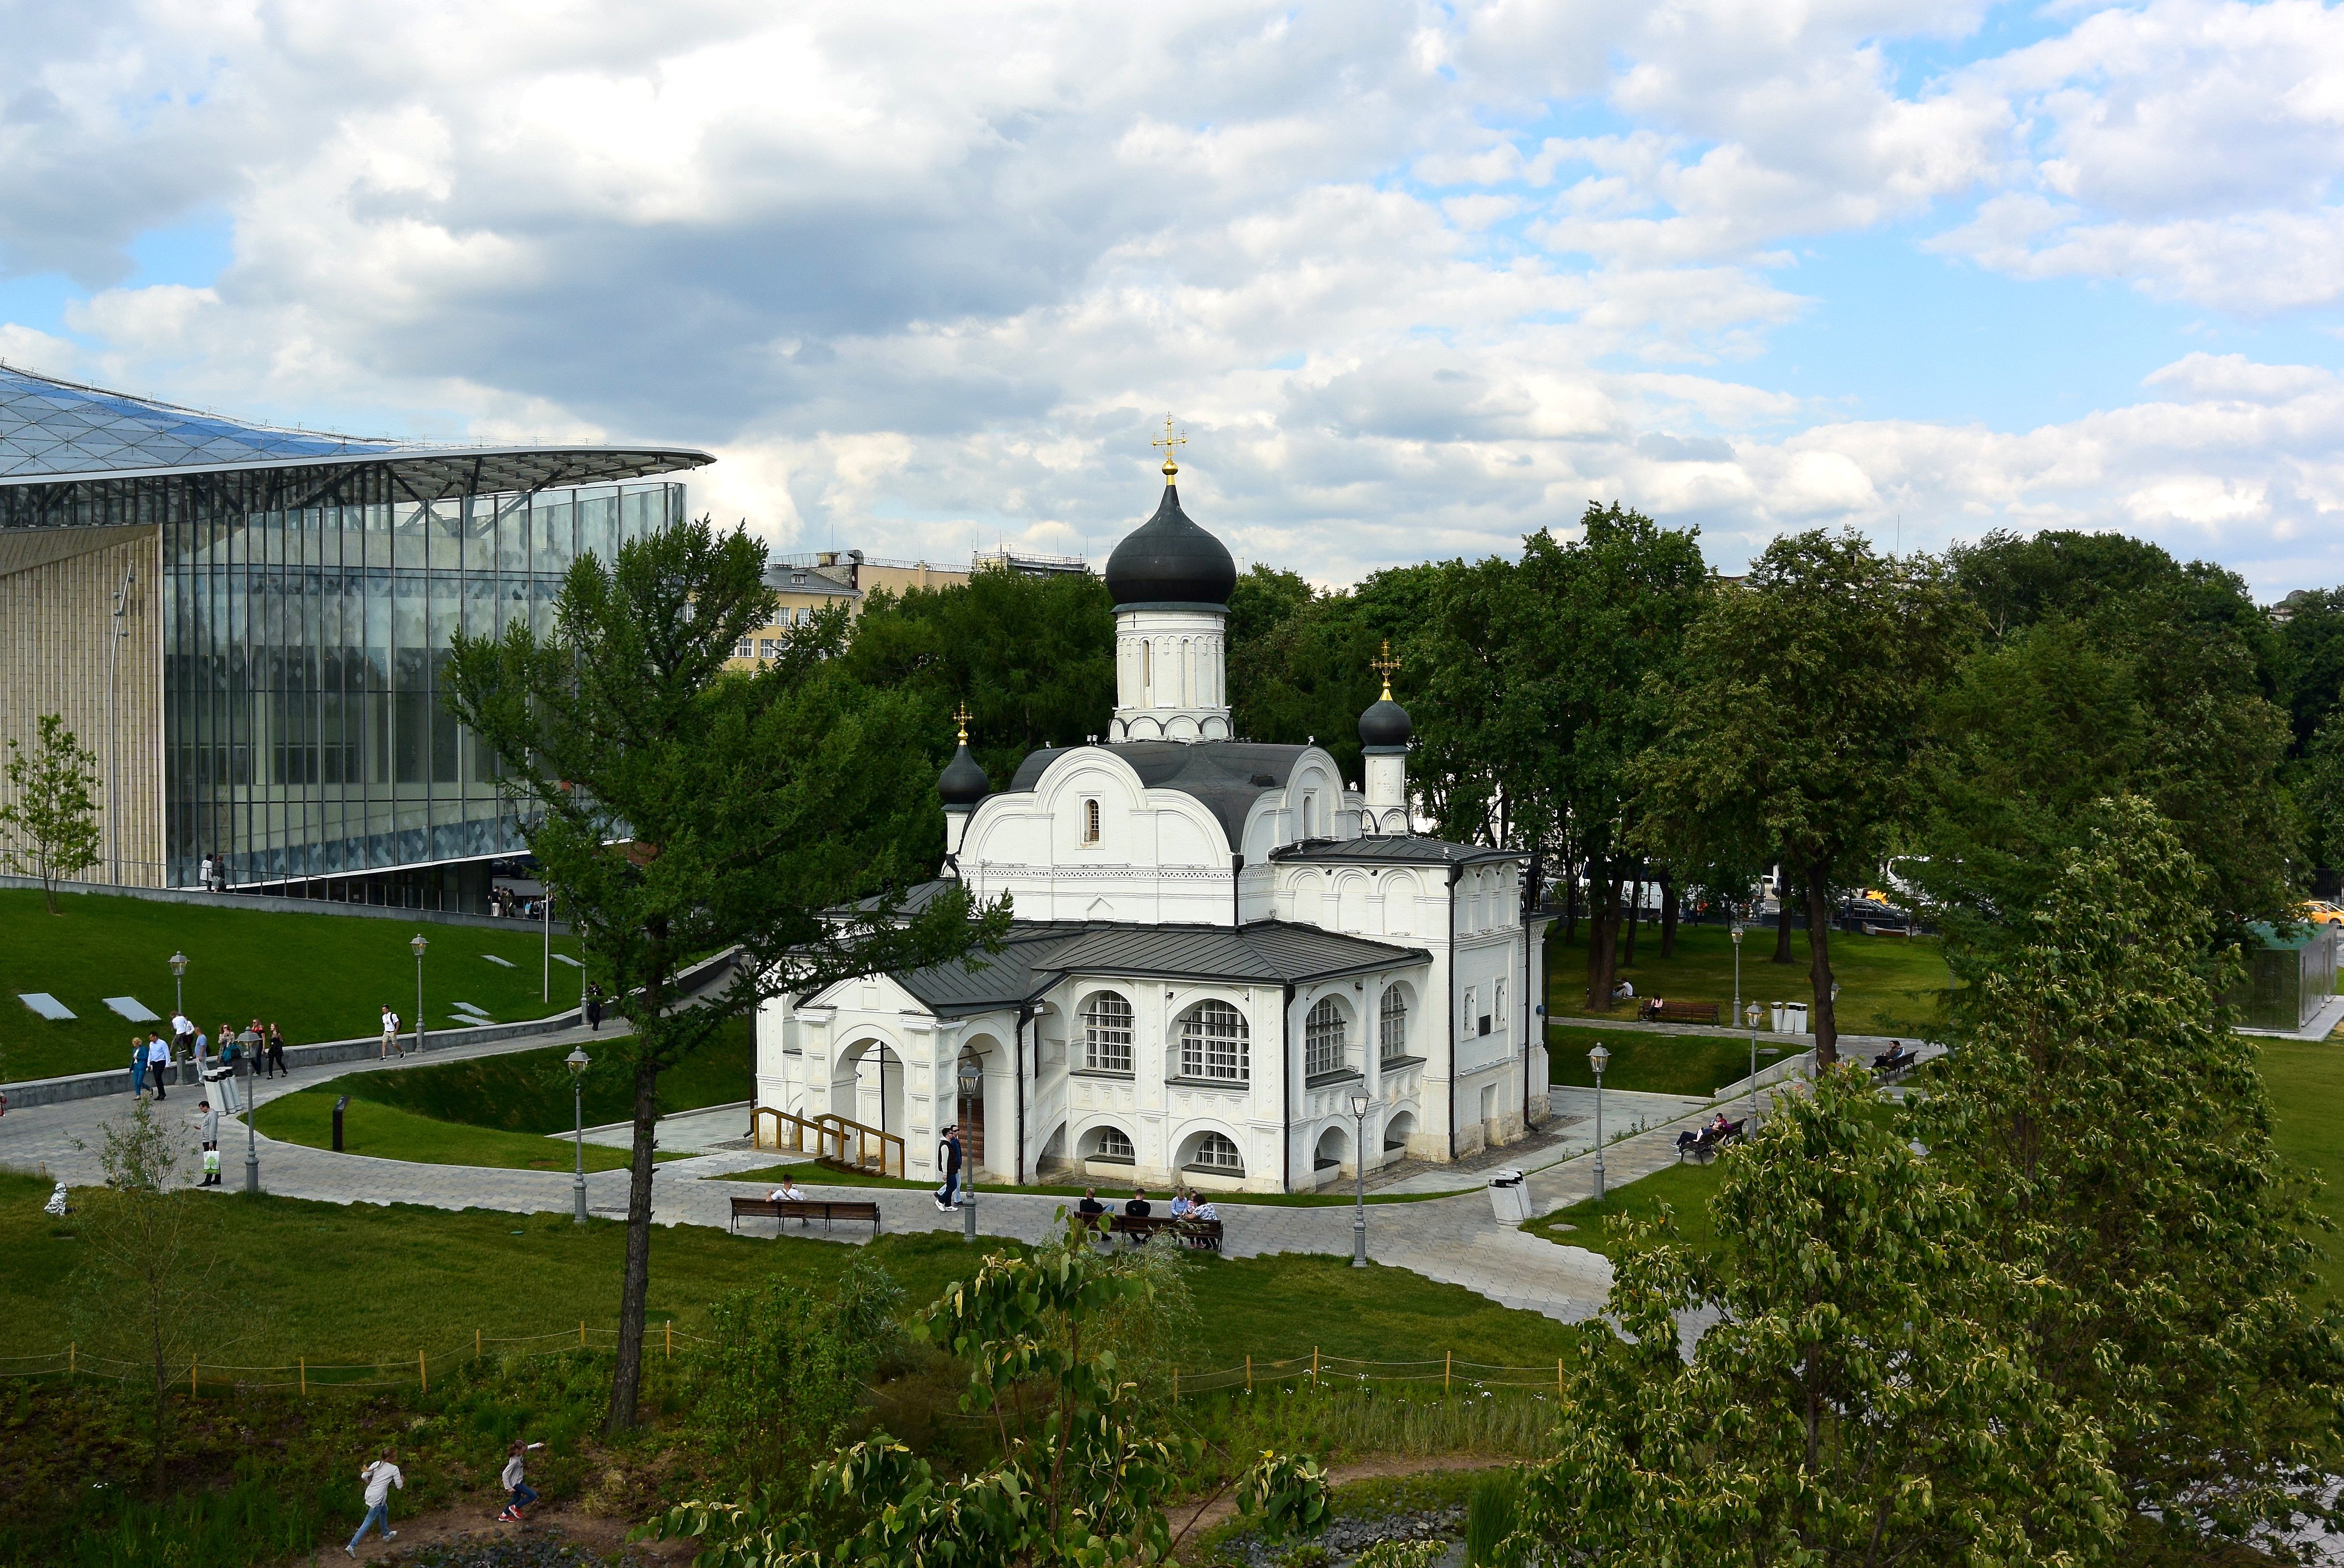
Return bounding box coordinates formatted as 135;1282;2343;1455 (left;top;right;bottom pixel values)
0;888;582;1082
251;1021;752;1172
1524;1159;1725;1261
1545;922;1949;1037
1547;1024;1784;1096
2259;1040;2344;1306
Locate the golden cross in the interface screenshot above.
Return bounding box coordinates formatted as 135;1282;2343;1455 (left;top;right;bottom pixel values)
954;703;972;744
1151;413;1186;481
1371;639;1399;700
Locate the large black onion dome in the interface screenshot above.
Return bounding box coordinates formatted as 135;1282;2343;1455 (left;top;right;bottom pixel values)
1359;696;1412;749
1104;485;1236;607
939;742;990;807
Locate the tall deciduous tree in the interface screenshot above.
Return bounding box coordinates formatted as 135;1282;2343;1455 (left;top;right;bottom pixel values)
1;712;103;913
1633;531;1975;1061
1910;799;2344;1558
444;518;1008;1433
1517;1065;2122;1568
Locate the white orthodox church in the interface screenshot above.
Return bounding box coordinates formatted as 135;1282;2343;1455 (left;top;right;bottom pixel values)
755;457;1551;1194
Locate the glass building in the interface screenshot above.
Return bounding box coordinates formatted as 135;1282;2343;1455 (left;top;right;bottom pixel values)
0;363;711;904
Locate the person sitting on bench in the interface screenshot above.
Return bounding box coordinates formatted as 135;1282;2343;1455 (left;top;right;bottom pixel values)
766;1175;808;1220
1122;1187;1152;1241
1077;1188;1108;1232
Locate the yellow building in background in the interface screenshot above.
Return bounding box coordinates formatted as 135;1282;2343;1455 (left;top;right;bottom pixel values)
727;547;1087;668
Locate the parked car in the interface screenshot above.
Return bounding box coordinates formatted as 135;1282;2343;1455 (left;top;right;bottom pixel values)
2300;899;2344;928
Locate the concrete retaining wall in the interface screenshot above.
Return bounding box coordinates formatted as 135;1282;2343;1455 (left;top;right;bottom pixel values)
0;874;571;934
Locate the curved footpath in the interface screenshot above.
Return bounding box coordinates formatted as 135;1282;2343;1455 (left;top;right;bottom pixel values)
0;1023;1932;1324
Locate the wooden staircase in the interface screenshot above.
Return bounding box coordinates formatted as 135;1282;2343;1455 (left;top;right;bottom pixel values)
751;1106;906;1181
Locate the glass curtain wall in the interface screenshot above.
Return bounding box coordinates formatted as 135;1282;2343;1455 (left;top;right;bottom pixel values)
157;479;685;886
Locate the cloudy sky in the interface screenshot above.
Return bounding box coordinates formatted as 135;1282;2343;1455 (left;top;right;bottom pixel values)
5;0;2344;593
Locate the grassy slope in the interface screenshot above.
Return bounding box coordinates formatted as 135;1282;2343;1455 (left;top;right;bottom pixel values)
2259;1041;2344;1305
0;1170;1578;1373
250;1089;670;1172
1523;1159;1724;1261
1546;921;1949;1037
0;889;582;1082
1547;1024;1785;1095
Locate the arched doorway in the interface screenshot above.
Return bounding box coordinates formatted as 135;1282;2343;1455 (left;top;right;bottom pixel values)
955;1045;987;1170
832;1037;906;1134
1313;1124;1350;1173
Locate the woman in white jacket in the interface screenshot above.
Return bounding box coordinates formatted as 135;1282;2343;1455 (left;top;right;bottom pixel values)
499;1441;544;1521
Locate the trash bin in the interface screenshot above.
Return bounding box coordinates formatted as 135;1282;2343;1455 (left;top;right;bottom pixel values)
1769;1002;1788;1033
1487;1168;1534;1223
1783;1002;1809;1034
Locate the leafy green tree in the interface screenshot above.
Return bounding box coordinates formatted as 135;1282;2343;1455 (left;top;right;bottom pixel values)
1632;530;1976;1061
694;1261;904;1494
1516;1065;2123;1568
442;517;1009;1433
1910;798;2344;1558
1;712;103;913
1226;560;1448;787
2274;586;2344;755
647;1215;1328;1568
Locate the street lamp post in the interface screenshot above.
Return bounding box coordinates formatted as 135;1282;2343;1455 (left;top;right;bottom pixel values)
169;951;188;1082
1729;912;1744;1074
237;1026;261;1193
566;1045;591;1224
1348;1089;1372;1268
410;934;429;1056
1589;1042;1610;1201
958;1056;981;1242
1746;1003;1764;1123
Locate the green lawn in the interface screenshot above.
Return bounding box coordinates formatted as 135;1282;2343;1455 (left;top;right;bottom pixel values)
1546;921;1949;1037
2259;1040;2344;1305
1523;1158;1724;1262
251;1087;668;1172
716;1162;1472;1205
1547;1024;1781;1096
0;1169;1577;1374
0;888;582;1083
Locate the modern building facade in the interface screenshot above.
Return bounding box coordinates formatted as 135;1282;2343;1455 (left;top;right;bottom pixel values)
0;363;711;902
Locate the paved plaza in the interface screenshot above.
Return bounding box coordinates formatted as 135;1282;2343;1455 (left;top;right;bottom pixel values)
0;1022;1933;1325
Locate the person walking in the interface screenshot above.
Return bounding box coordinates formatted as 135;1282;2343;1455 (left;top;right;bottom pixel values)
170;1010;194;1058
145;1034;170;1100
129;1036;149;1101
192;1026;211;1077
497;1440;544;1521
345;1449;404;1557
584;984;603;1033
934;1126;962;1211
379;1005;400;1060
265;1022;288;1078
193;1099;220;1186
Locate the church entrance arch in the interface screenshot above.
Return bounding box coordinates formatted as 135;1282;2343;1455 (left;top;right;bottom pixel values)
956;1043;989;1170
1313;1124;1350;1173
832;1037;906;1135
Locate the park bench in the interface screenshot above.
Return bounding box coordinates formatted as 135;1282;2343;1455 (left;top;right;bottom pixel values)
729;1195;882;1234
1105;1213;1225;1251
1639;999;1720;1026
1675;1119;1747;1164
1870;1044;1918;1082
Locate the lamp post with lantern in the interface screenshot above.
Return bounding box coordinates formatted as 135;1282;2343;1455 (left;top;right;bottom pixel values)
1747;1002;1764;1122
409;933;429;1056
169;951;188;1082
1589;1042;1610;1200
1348;1088;1373;1268
566;1045;591;1224
237;1024;262;1192
958;1056;982;1242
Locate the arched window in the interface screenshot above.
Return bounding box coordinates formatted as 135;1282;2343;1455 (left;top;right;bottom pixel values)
1304;997;1346;1077
1083;798;1101;844
1178;1000;1249;1082
1379;987;1409;1061
1082;991;1133;1073
1190;1131;1243;1173
1092;1126;1135;1162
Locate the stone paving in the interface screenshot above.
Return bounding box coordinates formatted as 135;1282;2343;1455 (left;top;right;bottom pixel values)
0;1023;1940;1328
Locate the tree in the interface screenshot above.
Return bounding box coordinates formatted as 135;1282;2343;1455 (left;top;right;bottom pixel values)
648;1215;1329;1568
443;517;1010;1433
1632;531;1976;1062
2;712;102;913
70;1099;235;1494
1515;1065;2122;1568
694;1260;903;1494
1909;798;2344;1558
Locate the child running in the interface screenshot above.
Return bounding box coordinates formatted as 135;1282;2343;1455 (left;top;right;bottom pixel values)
498;1440;544;1521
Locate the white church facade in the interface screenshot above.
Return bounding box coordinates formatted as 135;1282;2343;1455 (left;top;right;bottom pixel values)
754;459;1551;1194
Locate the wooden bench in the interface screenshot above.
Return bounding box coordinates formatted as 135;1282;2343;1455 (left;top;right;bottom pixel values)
1674;1119;1746;1163
1869;1045;1918;1082
729;1195;882;1234
1640;1000;1721;1026
1103;1212;1225;1251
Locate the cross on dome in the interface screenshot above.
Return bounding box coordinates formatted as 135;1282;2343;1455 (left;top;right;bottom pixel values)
1151;414;1186;482
1372;639;1399;700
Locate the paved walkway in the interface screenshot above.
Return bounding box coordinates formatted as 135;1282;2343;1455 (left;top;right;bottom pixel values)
0;1026;1938;1327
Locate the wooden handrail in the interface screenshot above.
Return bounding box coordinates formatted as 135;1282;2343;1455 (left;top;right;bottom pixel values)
750;1105;906;1180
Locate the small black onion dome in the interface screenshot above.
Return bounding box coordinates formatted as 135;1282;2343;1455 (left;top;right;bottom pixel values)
939;743;990;807
1104;484;1237;607
1359;695;1413;749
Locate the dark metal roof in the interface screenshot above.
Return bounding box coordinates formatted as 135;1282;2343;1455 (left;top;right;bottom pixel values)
1008;740;1312;844
890;918;1430;1017
1103;482;1235;607
0;361;710;496
1270;835;1524;867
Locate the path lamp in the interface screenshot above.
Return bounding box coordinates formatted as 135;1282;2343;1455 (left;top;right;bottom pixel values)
1348;1088;1373;1268
1746;1003;1764;1123
237;1026;261;1193
566;1045;591;1224
1729;914;1744;1068
169;951;188;1080
1589;1042;1610;1201
958;1055;982;1242
410;934;429;1056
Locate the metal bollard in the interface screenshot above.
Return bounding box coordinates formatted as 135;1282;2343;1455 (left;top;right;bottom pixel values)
332;1094;350;1152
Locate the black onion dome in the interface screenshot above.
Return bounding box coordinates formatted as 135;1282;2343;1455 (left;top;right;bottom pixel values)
1359;696;1413;749
939;743;990;807
1104;485;1237;607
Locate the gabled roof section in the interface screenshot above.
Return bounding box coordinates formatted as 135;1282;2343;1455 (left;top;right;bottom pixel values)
1008;741;1313;844
1270;835;1524;867
0;362;710;493
887;918;1431;1017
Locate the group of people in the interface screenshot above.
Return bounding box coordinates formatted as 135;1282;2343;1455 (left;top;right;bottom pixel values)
487;886;550;920
344;1440;541;1558
130;1013;291;1110
1076;1185;1220;1242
